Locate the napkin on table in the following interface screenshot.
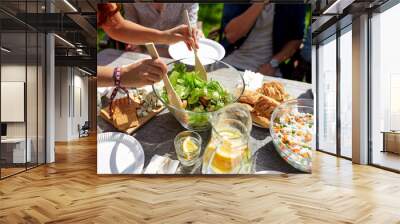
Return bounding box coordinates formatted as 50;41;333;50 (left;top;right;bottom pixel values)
144;155;180;174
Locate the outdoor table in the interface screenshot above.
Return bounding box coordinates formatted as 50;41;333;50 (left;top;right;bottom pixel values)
97;48;314;174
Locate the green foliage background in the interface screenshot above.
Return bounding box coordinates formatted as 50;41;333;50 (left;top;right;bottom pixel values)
198;3;223;37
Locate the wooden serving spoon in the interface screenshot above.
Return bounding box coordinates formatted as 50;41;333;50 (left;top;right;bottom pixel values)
184;10;207;81
145;43;183;109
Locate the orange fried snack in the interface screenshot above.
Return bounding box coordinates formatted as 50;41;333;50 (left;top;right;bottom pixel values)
257;81;288;102
239;90;262;106
251;113;270;128
253;95;280;119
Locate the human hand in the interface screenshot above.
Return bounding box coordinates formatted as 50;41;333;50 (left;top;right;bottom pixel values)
120;58;167;87
258;63;277;76
162;24;199;50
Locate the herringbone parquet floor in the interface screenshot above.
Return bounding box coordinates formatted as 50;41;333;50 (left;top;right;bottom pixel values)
0;135;400;224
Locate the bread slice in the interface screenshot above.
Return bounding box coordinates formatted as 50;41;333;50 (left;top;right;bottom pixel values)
251;112;270;128
239;90;262;106
253;95;280;119
257;81;288;102
111;97;139;130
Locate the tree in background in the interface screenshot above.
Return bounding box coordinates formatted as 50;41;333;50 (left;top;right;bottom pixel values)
198;3;223;39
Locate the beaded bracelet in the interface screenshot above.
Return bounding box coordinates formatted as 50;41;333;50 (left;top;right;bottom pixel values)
109;67;131;117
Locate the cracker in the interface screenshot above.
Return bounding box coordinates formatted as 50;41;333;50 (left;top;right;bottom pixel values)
111;97;139;130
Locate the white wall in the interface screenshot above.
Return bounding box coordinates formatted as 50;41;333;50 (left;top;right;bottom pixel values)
1;65;32;138
55;66;69;141
54;67;89;141
1;63;46;164
72;73;89;138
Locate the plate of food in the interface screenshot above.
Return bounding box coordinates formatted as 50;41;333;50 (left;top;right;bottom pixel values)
97;132;144;174
152;58;245;131
239;81;291;128
270;99;314;172
99;88;165;134
168;38;225;66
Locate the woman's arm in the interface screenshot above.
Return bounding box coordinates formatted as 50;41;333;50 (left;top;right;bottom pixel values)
101;11;171;45
97;58;167;88
99;3;197;48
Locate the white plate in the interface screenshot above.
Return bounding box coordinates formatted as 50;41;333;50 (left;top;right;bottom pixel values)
168;38;225;65
97;132;144;174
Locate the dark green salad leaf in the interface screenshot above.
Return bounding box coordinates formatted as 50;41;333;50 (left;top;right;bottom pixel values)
161;63;232;113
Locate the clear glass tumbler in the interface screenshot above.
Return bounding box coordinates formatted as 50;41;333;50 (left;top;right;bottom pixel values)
174;131;202;166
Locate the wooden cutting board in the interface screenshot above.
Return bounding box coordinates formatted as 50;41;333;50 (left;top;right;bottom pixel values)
100;96;165;135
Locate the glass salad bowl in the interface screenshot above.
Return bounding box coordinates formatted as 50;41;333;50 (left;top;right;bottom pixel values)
152;58;245;131
269;99;314;172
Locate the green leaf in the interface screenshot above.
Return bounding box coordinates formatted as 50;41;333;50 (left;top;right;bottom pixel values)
166;64;232;120
175;85;190;99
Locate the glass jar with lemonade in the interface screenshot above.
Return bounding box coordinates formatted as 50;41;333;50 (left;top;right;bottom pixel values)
202;103;252;174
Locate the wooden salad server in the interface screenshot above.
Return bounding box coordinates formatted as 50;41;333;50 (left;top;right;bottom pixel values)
145;43;183;110
184;10;207;81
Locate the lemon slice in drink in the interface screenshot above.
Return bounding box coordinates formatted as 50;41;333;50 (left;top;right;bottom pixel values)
182;137;198;155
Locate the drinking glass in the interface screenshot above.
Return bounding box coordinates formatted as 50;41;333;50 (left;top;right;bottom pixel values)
174;131;202;166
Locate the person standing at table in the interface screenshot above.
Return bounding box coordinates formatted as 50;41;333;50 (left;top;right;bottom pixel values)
97;3;198;88
123;3;204;57
220;3;307;80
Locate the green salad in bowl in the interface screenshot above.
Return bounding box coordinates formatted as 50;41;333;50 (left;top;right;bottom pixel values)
152;58;244;131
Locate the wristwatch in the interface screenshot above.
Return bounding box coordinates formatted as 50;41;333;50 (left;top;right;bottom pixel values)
269;59;280;68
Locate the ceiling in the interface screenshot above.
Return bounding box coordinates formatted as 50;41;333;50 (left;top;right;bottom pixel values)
0;0;96;14
0;0;96;74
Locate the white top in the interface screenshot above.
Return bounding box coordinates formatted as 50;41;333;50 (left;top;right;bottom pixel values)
223;4;274;72
123;3;199;51
123;3;198;29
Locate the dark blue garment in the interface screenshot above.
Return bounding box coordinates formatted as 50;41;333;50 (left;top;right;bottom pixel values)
274;4;307;80
272;4;306;55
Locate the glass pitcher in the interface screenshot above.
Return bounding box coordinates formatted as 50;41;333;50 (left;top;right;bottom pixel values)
202;103;252;174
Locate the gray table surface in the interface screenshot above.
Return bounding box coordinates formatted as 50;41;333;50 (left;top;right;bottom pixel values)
97;49;313;174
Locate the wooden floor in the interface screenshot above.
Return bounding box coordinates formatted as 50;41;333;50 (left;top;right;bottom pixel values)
1;167;25;178
0;135;400;224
